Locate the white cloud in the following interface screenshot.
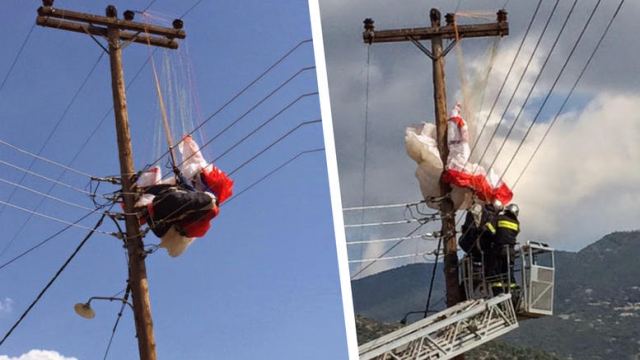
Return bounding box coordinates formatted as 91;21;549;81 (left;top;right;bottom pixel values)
0;298;13;315
0;350;77;360
506;93;640;250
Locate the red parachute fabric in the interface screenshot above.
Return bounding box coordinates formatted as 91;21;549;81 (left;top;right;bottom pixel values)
443;169;513;204
201;166;234;204
179;205;220;238
441;105;513;205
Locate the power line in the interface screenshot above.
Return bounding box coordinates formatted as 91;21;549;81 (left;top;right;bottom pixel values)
0;214;107;347
346;233;436;245
102;286;131;360
360;44;373;263
470;0;563;175
343;200;425;211
349;249;438;264
495;0;603;180
0;210;99;271
0;139;96;179
166;66;317;169
512;0;625;189
212;92;319;163
149;40;313;167
0;52;105;216
350;222;428;279
485;0;585;176
0;24;36;95
423;237;442;318
224;148;324;204
227;119;322;176
344;217;434;228
179;0;204;19
0;199;112;235
466;0;544;166
0;50;158;256
0;176;95;212
0;159;94;197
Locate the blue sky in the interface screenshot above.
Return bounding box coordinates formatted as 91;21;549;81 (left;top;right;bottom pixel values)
0;1;349;359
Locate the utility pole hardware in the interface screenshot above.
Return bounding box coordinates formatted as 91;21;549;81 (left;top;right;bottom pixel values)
362;10;508;358
36;2;186;359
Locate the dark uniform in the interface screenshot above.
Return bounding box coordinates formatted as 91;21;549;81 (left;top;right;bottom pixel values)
459;207;496;263
491;210;520;285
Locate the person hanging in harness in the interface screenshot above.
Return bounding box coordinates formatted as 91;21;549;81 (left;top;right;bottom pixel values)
489;203;520;292
141;167;218;239
133;136;234;257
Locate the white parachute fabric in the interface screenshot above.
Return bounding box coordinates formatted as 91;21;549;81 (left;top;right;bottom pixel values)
135;166;162;208
179;135;209;179
405;105;513;209
159;226;195;257
405;121;473;210
447;104;471;170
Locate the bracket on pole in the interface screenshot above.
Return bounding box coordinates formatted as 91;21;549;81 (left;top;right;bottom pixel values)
408;36;434;60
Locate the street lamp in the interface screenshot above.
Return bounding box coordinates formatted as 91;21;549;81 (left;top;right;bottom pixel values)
73;296;133;319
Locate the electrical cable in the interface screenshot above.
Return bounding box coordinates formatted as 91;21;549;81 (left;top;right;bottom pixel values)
423;236;442;318
0;210;99;271
212;92;319;163
350;222;428;279
0;176;96;212
0;213;107;347
346;233;435;245
469;0;562;176
102;285;131;360
343;201;425;211
0;52;105;217
0;199;112;235
223;148;324;204
360;44;373;266
349;249;438;264
161;66;316;169
511;0;625;189
344;217;434;228
0;24;36;95
0;139;96;179
227;119;322;176
465;0;543;167
0;159;95;197
148;41;313;167
485;0;585;176
0;50;158;256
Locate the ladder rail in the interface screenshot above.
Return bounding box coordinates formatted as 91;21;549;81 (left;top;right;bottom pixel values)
359;293;518;360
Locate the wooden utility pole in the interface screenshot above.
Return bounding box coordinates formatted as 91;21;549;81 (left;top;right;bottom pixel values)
36;2;185;359
362;8;508;347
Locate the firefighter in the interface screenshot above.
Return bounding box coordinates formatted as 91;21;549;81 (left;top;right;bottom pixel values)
458;203;483;260
491;203;520;291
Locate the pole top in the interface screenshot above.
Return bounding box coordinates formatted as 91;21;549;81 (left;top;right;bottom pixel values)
123;10;135;21
363;18;375;44
445;13;455;26
172;19;184;30
106;5;117;18
497;9;508;23
430;8;441;27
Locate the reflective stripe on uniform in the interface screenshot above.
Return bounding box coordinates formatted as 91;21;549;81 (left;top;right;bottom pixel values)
498;220;519;231
485;222;496;234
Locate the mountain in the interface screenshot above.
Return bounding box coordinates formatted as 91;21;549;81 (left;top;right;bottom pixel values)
352;231;640;359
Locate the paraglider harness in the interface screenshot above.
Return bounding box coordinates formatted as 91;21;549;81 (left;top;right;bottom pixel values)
140;167;218;238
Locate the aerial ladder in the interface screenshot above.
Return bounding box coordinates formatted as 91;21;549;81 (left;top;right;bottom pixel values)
359;241;555;360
